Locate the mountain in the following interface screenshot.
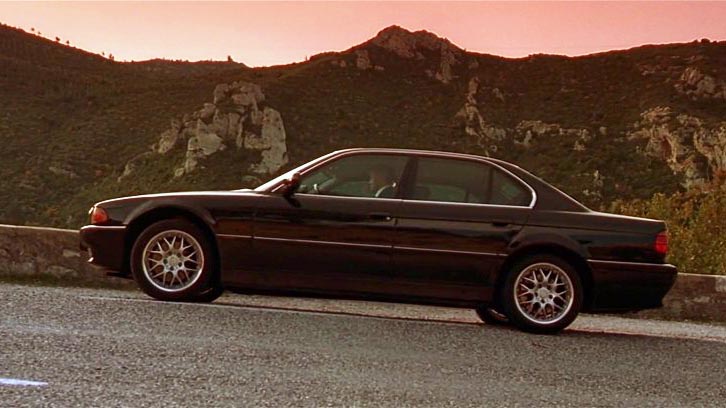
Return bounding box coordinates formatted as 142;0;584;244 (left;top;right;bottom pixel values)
1;23;725;229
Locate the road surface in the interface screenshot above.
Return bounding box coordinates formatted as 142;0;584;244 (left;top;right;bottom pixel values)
1;283;725;407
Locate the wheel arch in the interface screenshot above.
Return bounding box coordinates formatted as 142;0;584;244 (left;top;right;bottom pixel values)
493;243;594;311
122;205;220;277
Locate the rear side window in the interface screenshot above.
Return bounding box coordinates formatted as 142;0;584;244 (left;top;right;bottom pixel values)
407;157;532;207
490;168;532;207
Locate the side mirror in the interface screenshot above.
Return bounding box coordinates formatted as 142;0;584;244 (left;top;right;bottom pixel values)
281;172;302;197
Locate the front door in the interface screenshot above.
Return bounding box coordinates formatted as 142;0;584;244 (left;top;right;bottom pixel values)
238;153;411;295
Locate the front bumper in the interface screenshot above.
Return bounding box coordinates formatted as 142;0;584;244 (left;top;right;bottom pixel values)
79;225;127;272
587;259;678;312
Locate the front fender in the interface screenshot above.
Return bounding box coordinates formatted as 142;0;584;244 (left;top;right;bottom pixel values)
123;200;217;229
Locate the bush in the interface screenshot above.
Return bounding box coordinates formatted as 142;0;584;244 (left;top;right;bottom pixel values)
611;187;726;275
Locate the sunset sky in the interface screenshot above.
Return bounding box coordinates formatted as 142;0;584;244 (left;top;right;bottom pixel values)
1;1;724;67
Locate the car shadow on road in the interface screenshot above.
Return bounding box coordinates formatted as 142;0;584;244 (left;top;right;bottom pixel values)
212;299;726;344
213;299;490;327
92;292;726;344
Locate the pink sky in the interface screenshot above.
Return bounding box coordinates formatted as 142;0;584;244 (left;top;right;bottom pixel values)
1;1;725;66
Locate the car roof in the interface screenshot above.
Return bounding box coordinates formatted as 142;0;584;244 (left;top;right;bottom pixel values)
332;147;508;165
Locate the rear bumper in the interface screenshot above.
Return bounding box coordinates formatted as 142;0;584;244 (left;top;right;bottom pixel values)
587;259;677;312
79;225;127;272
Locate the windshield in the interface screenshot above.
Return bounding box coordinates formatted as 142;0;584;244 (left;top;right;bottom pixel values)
253;151;342;192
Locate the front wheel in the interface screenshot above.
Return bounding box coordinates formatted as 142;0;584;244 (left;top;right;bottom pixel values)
189;285;224;303
501;255;583;334
130;219;219;302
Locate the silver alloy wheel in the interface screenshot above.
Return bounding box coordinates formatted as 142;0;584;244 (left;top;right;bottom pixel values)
141;229;205;293
513;262;574;325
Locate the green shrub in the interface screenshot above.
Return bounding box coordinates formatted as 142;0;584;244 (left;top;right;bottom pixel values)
611;187;726;275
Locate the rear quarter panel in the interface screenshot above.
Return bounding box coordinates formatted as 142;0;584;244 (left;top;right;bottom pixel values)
523;210;667;263
516;210;674;311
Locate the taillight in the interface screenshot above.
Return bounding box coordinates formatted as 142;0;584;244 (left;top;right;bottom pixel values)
655;231;668;255
89;206;109;225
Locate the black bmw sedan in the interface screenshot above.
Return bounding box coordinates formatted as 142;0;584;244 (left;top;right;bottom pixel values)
80;148;677;333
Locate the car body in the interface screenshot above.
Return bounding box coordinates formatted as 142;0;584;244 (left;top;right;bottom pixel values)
80;148;677;333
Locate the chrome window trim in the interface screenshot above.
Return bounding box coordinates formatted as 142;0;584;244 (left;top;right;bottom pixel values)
266;150;538;209
290;192;531;209
399;199;531;210
293;193;403;203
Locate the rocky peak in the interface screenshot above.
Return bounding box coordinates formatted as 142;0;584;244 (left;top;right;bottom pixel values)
346;25;464;83
370;25;462;59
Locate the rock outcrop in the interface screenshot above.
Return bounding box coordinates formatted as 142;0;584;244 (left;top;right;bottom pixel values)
355;50;371;70
48;165;78;179
675;67;726;100
455;77;591;153
514;120;591;151
628;107;726;187
455;77;506;153
582;170;604;199
119;81;288;182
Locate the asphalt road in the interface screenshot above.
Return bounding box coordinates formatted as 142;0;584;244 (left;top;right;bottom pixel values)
1;283;725;407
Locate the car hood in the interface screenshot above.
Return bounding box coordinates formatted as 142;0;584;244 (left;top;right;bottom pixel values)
96;190;261;208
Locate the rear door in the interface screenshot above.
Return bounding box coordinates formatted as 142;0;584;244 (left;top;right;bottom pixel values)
392;156;533;302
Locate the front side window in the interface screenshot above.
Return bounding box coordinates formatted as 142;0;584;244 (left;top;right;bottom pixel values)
298;154;408;199
407;157;532;207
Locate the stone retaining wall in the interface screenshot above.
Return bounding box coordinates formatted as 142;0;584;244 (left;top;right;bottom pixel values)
634;273;726;322
0;224;133;288
1;224;724;322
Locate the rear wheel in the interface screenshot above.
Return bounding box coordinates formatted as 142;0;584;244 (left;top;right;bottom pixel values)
501;254;583;334
130;219;220;302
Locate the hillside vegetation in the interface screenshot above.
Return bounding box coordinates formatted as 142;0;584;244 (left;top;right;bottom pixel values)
0;23;725;273
611;184;726;275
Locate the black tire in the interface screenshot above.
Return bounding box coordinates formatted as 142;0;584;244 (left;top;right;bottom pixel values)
189;284;224;303
501;254;583;334
130;218;219;302
475;306;509;325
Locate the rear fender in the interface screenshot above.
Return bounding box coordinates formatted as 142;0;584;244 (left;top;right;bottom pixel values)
491;226;593;309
